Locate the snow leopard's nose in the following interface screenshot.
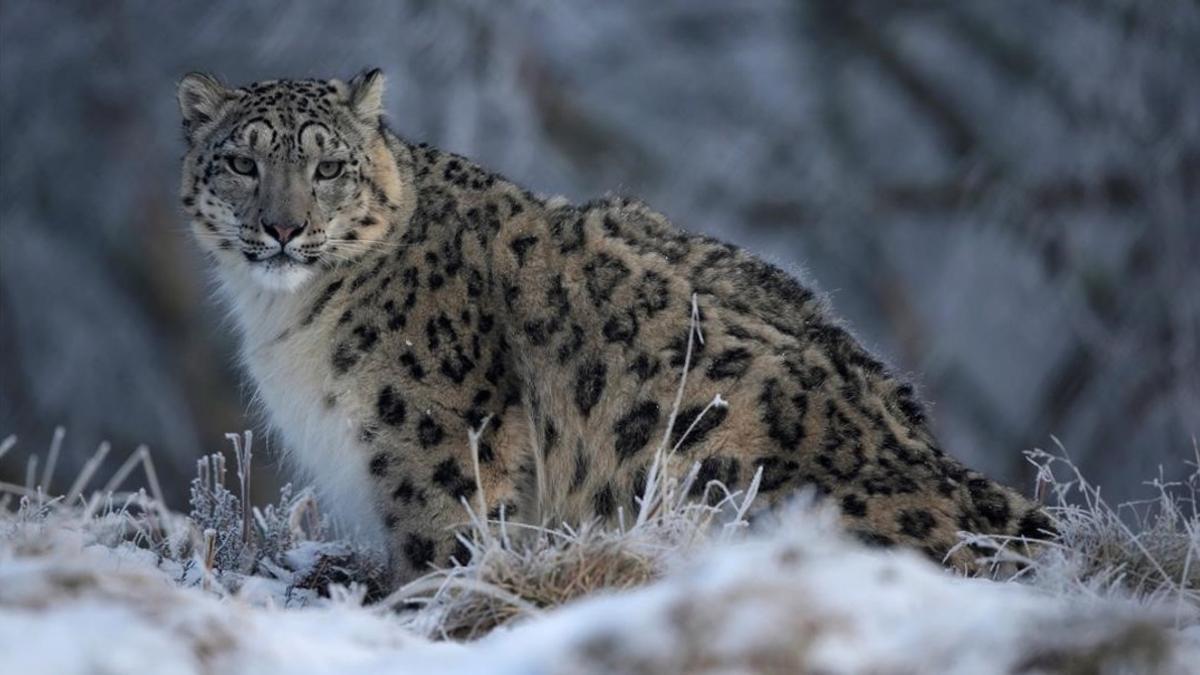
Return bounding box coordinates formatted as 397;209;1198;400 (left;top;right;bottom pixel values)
261;219;305;245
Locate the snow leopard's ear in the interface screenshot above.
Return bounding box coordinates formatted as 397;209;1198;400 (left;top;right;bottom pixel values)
346;68;386;123
177;72;234;139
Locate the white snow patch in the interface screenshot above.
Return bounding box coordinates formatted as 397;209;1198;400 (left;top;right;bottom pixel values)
2;503;1197;674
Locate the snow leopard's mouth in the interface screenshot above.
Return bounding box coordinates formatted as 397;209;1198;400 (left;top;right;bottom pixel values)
243;251;319;267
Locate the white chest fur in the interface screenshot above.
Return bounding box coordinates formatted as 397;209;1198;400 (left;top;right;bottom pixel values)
223;277;387;548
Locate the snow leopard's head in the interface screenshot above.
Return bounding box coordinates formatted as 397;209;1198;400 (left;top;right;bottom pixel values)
177;69;407;292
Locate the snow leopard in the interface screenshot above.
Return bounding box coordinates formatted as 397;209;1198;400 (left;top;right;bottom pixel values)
177;69;1052;584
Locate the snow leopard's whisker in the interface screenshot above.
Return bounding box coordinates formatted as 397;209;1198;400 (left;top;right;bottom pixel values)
326;243;390;255
316;249;363;264
331;234;398;245
317;254;372;269
328;239;400;252
314;256;358;268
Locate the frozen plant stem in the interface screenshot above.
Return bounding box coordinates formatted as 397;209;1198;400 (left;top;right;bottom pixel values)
639;292;705;528
227;431;254;546
40;427;64;495
65;441;111;505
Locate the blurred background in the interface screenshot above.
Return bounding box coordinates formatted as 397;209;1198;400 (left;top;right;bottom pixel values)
1;0;1197;507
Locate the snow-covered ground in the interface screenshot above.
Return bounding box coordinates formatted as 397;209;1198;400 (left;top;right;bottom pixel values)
3;442;1198;674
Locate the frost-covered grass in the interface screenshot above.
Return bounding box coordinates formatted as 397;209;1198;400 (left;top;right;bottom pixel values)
0;429;387;607
2;425;1199;674
962;441;1200;617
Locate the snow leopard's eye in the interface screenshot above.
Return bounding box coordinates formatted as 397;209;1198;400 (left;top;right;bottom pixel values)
227;156;257;177
315;160;344;180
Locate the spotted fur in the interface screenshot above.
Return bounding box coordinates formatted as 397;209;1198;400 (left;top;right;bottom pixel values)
179;69;1051;584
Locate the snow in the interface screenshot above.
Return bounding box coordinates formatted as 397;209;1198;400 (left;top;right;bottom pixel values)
3;501;1197;674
